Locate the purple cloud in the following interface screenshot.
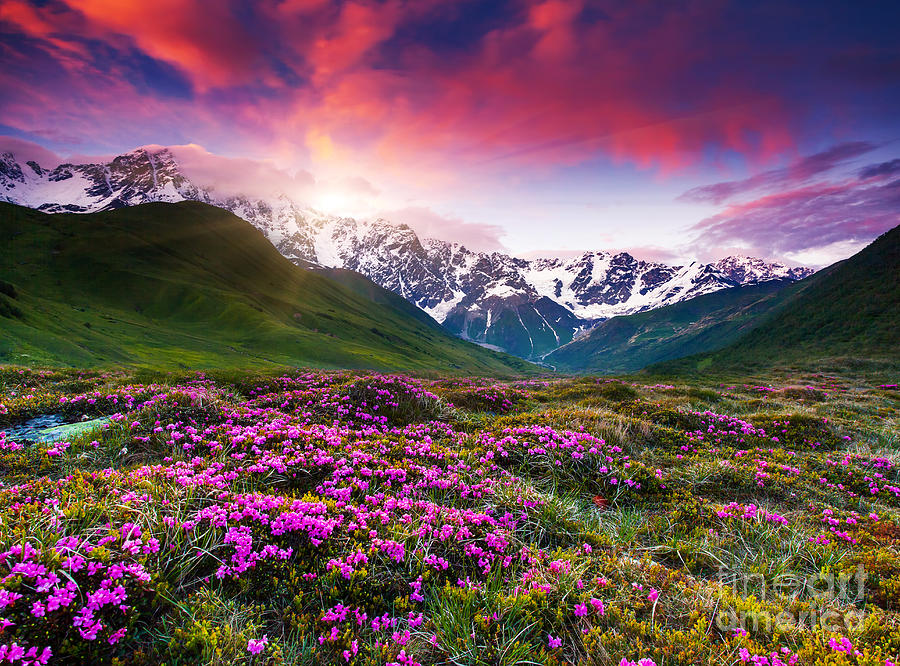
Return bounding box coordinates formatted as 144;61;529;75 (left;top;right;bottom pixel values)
859;158;900;179
680;141;877;204
690;175;900;266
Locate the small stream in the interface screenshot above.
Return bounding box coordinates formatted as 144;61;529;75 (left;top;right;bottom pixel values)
2;414;112;443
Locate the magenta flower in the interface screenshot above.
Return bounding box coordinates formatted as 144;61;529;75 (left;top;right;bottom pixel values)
247;636;269;654
108;628;127;645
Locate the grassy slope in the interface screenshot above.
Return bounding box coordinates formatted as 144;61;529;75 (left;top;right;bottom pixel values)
652;223;900;375
315;267;443;330
0;201;535;374
544;279;797;374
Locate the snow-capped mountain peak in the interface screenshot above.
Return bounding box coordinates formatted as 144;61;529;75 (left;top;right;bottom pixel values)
713;255;815;283
0;148;814;359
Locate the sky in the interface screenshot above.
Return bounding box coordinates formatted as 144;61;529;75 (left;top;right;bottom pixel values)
1;0;899;267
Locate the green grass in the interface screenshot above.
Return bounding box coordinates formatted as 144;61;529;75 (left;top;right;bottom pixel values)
0;201;536;375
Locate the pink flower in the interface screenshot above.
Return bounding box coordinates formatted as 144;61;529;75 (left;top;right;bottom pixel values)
108;627;127;645
247;636;269;654
647;589;659;603
574;603;588;617
548;634;562;649
828;637;860;656
0;644;25;662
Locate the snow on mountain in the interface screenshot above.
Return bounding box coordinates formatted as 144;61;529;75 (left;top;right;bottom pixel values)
0;147;815;359
1;148;197;212
712;255;815;283
521;253;736;320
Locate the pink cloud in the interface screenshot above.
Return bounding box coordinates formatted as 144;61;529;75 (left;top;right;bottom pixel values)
0;136;63;165
376;205;506;252
165;144;316;201
338;1;797;172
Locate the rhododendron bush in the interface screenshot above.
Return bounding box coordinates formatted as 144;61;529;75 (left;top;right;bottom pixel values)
0;367;898;665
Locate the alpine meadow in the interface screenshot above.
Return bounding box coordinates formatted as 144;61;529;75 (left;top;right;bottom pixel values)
0;2;898;666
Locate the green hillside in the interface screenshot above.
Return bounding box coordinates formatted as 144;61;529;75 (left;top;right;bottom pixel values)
0;201;535;374
651;224;900;374
316;267;442;330
544;279;797;374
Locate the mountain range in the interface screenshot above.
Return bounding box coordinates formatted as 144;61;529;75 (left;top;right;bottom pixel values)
0;146;813;359
0;200;533;374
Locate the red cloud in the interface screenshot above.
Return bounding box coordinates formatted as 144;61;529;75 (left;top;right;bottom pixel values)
1;1;60;38
310;1;402;82
528;0;583;61
64;0;264;89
